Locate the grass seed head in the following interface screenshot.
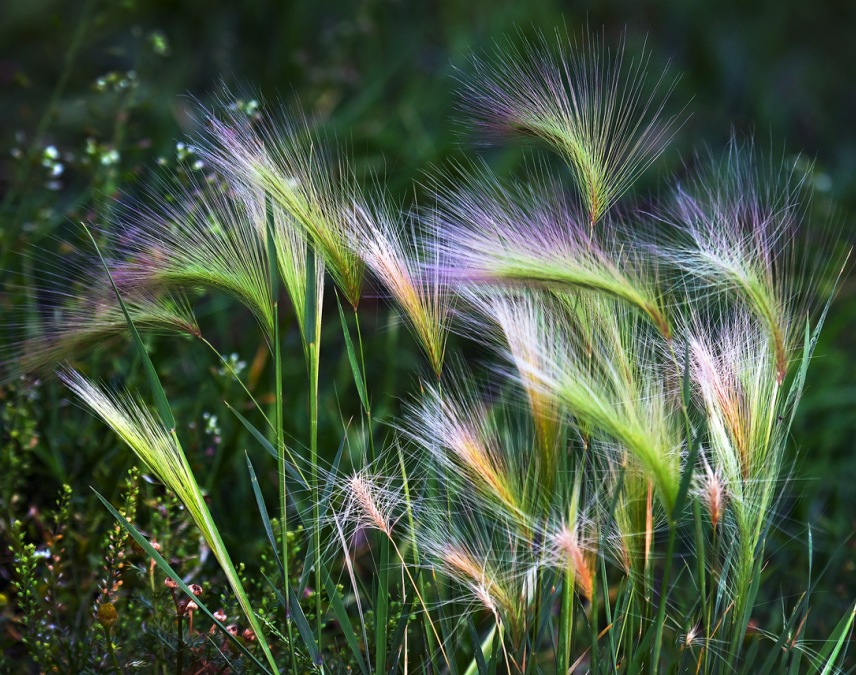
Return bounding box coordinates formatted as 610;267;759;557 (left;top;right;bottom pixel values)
461;29;681;225
199;101;364;307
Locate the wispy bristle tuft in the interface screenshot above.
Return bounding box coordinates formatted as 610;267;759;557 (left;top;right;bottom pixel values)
199;102;364;307
461;29;682;225
350;197;453;377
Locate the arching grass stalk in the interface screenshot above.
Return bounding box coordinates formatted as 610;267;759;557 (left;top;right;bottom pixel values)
62;372;278;672
303;246;324;655
264;195;301;672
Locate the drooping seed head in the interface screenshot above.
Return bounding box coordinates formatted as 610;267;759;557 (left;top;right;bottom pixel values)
109;177;275;335
198;100;364;307
550;523;596;600
461;29;682;225
350;196;453;377
432;165;671;337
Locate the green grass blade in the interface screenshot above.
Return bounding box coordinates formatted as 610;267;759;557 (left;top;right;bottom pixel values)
336;291;369;412
815;602;856;675
320;562;370;675
466;616;488;675
487;624;499;675
245;452;284;580
228;402;278;459
386;581;417;675
672;427;702;523
288;580;323;667
263;569;323;668
227;402;308;489
298;537;315;596
375;533;390;675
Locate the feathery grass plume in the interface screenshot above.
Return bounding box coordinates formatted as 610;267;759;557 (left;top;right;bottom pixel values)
502;293;682;511
687;311;786;557
199;102;364;307
403;369;523;519
416;491;543;674
271;204;324;358
337;467;402;539
350;196;453;378
656;139;838;382
694;455;727;531
10;282;198;376
59;370;275;667
2;243;199;379
437;543;515;622
432;165;671;337
682;308;811;651
545;519;597;601
459;287;566;488
109;176;275;336
461;29;681;226
418;503;532;640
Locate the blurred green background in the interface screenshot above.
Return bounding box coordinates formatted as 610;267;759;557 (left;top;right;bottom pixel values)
1;0;854;650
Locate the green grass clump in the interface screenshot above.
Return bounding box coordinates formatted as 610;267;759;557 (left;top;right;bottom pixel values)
3;27;853;674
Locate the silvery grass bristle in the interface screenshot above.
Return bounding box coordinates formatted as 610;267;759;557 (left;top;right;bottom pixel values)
431;163;672;337
349;195;454;379
603;454;663;579
458;287;568;478
109;174;275;337
418;502;534;644
9;26;852;674
403;366;525;520
461;28;682;227
684;310;792;616
198;100;364;308
651;139;844;383
9;281;198;378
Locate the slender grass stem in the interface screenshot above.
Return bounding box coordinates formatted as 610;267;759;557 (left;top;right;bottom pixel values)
349;307;390;672
273;307;301;674
387;537;450;669
650;520;678;671
557;562;575;673
309;337;323;656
